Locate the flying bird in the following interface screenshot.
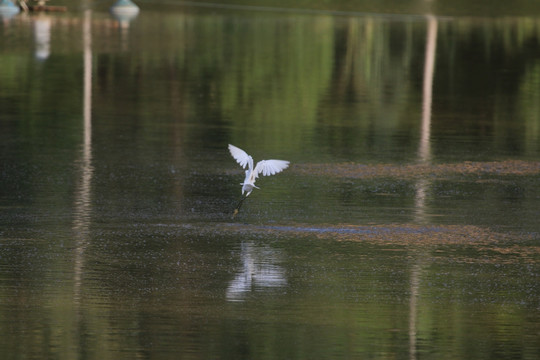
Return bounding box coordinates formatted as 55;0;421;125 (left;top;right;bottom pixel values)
228;144;290;197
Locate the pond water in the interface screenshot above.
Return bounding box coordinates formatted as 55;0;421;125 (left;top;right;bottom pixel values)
1;0;540;359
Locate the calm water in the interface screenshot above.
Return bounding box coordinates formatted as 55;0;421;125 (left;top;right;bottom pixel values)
1;1;540;359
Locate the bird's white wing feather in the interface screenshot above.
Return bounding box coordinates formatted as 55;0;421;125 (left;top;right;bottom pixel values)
254;160;290;178
228;144;251;169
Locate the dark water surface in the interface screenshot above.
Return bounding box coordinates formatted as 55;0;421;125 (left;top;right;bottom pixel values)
1;1;540;359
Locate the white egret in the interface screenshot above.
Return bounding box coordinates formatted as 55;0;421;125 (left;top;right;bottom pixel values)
228;144;290;196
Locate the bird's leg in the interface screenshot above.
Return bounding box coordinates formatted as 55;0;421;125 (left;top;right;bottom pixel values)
232;194;248;219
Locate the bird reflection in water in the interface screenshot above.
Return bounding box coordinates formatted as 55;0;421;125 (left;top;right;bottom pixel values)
226;242;287;302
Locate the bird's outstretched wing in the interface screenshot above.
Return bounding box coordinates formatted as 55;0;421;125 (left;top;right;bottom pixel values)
228;144;251;169
254;159;290;178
